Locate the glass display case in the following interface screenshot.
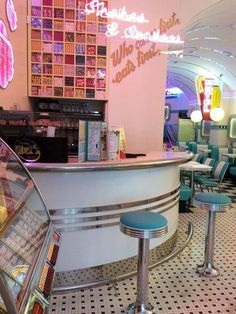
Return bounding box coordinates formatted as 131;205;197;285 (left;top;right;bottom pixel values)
0;139;60;313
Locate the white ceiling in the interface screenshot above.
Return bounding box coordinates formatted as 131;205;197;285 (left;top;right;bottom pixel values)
167;0;236;101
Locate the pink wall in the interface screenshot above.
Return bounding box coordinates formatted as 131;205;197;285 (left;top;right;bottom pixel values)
107;0;183;153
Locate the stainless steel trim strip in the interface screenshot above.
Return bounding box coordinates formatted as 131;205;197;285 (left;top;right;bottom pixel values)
193;200;231;212
51;195;179;222
52;222;193;293
53;221;119;233
25;153;193;172
52;200;178;227
51;199;179;232
49;187;179;216
120;224;168;239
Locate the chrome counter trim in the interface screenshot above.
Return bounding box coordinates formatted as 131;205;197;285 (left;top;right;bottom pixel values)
50;200;179;232
52;222;193;293
51;198;179;223
53;222;119;233
25;152;193;172
51;199;179;231
49;187;179;216
49;188;180;232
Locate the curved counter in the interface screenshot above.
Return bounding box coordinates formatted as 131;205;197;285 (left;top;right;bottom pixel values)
25;151;192;287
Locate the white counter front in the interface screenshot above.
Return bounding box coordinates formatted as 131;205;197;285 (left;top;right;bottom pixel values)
25;151;192;272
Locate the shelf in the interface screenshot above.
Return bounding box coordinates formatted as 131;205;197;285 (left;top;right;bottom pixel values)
28;0;109;100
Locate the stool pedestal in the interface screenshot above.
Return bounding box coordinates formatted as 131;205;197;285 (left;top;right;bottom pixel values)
196;210;220;277
120;211;168;314
127;238;155;314
193;192;231;278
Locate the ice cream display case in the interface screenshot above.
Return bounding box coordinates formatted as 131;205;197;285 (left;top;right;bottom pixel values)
0;138;60;314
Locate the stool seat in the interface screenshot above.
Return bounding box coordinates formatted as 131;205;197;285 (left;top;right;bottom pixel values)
193;192;231;212
120;211;168;239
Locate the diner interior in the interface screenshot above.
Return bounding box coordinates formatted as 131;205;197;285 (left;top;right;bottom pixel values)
1;0;236;314
49;0;236;312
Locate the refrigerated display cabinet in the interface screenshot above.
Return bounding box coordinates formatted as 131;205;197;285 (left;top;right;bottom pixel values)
0;138;60;313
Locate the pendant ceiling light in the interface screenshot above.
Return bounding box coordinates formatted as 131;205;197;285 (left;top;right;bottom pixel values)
210;107;225;122
190;110;203;123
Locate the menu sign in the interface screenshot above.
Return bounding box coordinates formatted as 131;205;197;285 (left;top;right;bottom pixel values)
78;120;87;162
86;121;101;161
0;20;14;89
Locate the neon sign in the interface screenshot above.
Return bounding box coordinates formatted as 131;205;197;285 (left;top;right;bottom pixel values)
85;1;183;45
159;13;180;34
85;0;149;24
106;23;183;44
0;19;14;89
122;25;183;43
0;0;16;89
6;0;17;31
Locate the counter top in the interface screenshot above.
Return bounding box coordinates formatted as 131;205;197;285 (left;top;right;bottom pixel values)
25;151;193;172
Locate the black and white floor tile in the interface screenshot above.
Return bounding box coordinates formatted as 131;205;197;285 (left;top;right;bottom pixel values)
48;179;236;314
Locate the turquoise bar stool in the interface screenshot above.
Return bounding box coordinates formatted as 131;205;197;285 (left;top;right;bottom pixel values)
120;210;168;314
193;192;231;277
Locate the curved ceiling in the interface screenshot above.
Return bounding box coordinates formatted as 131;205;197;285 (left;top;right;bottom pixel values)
167;0;236;102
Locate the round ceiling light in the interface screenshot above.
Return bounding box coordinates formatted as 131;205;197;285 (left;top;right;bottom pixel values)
210;107;225;122
190;110;203;123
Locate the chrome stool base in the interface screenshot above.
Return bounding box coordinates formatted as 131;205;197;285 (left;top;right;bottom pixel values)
196;262;220;277
120;211;168;314
127;302;156;314
193;193;231;278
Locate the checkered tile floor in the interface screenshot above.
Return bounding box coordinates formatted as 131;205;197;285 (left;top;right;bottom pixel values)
49;178;236;314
